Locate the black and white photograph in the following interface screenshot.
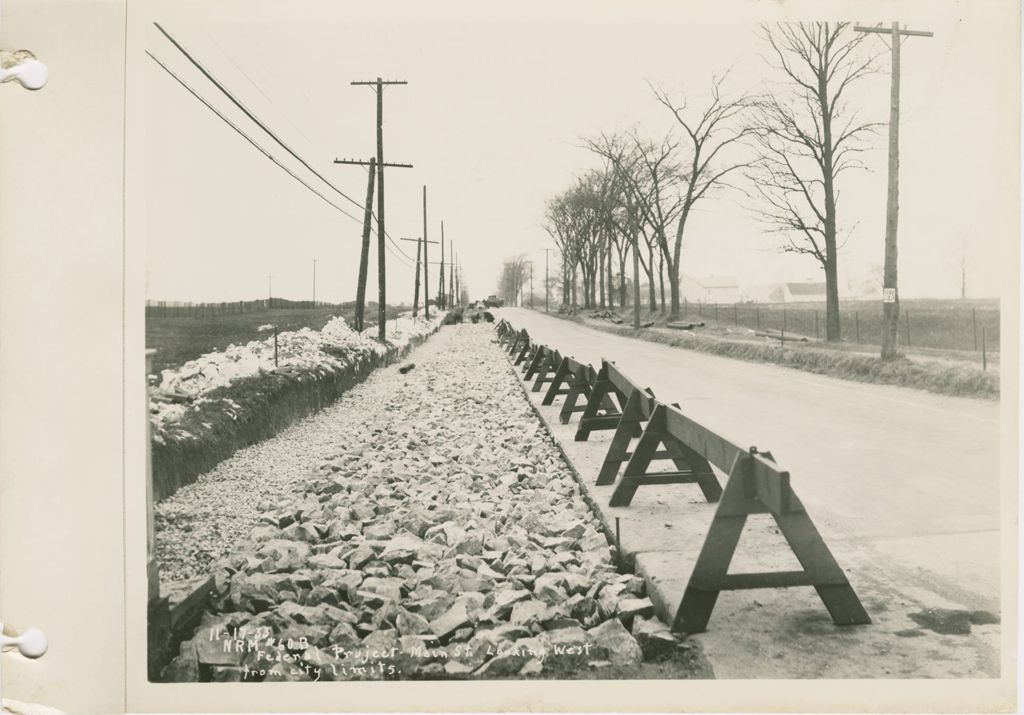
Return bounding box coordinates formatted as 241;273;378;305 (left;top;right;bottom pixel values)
0;0;1018;712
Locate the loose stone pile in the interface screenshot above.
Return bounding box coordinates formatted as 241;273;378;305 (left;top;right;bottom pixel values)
163;324;682;682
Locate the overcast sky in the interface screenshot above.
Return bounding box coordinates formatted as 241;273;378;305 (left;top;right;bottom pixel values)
141;1;1016;305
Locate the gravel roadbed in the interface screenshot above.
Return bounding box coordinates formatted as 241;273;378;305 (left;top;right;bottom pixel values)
160;323;698;682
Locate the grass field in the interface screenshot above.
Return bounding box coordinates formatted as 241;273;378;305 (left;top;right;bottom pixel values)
678;298;1000;353
145;302;407;374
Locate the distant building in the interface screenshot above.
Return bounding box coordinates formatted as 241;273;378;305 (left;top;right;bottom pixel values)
783;281;828;302
680;274;741;304
740;280;828;303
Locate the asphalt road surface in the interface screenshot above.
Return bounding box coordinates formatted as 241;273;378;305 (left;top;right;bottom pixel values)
498;308;1004;612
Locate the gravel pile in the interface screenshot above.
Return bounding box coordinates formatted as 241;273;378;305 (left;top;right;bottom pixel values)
162;324;682;682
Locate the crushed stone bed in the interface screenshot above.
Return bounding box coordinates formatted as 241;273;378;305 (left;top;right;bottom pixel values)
161;323;688;682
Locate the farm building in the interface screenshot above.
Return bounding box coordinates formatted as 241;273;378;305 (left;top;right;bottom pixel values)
741;280;828;303
680;274;741;303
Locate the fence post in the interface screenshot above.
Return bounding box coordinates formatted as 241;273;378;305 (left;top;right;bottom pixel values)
972;308;978;351
982;327;987;371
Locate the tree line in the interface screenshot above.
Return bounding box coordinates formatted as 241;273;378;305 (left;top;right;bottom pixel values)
516;22;882;342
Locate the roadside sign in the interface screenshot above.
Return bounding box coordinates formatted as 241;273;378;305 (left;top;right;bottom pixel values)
882;288;896;303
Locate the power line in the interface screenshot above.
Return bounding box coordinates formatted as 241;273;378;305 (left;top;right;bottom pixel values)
146;51;414;268
146;51;360;222
153;22;415;265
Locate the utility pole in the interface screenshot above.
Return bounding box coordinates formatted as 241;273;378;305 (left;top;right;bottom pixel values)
351;158;376;331
449;240;455;307
438;223;446;309
544;248;553;313
854;23;933;360
400;238;422;317
400;235;438;317
422;186;430;319
336;77;411;342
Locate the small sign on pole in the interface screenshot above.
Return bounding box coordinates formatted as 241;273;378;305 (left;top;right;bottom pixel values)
882;288;896;303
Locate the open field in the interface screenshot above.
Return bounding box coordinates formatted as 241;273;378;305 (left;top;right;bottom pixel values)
146;302;412;374
666;298;1000;354
541;300;998;398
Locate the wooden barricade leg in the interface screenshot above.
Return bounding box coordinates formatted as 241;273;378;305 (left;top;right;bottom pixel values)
520;343;540;374
595;389;650;485
609;404;723;507
575;363;628;441
558;364;598;424
513;336;533;366
671;450;871;634
507;329;526;357
523;346;546;380
531;351;560;393
541;356;573;405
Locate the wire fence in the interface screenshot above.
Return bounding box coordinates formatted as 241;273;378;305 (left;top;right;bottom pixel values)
682;299;999;353
145;299;349;319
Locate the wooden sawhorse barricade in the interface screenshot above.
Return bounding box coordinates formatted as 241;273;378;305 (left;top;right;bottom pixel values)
672;446;872;633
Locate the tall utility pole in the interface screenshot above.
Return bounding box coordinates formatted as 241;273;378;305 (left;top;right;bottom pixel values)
449;240;455;307
336;77;410;342
312;259;317;306
438;223;446;308
400;235;438;317
352;158;376;331
854;23;933;360
543;248;553;313
400;238;422;317
422;186;430;319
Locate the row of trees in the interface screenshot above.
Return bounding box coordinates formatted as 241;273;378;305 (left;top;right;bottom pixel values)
542;22;881;341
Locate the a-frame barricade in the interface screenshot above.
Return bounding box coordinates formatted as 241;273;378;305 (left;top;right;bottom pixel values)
541;355;574;406
530;348;562;393
672;447;871;634
520;344;544;376
608;403;724;507
595;384;659;485
512;335;533;367
522;344;546;379
575;360;633;442
507;329;528;358
557;359;604;425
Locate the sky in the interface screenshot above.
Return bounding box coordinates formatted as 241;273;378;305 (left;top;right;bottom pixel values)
141;1;1018;305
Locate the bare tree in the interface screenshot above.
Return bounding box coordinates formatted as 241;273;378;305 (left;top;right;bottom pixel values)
748;22;880;341
651;76;756;319
498;255;530;306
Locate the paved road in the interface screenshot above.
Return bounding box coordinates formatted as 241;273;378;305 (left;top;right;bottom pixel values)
498;308;1003;610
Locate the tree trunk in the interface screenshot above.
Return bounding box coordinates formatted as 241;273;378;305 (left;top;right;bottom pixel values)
607;247;615;309
646;243;657;312
598;250;606;309
658;251;666;313
614;251;622;305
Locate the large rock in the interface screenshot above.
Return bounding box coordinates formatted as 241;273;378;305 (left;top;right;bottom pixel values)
586;618;642;668
256;540;311;573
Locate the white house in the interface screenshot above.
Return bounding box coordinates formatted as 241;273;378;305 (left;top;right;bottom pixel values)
680;274;741;304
